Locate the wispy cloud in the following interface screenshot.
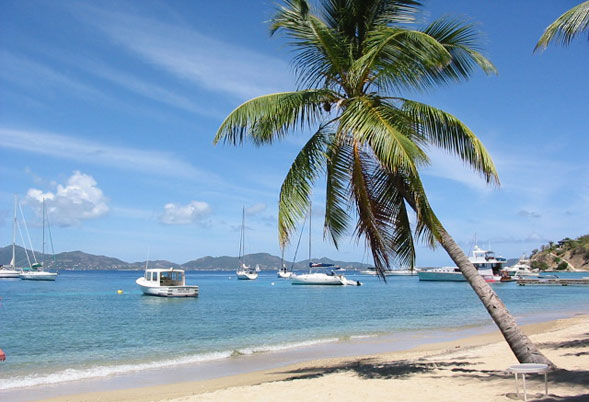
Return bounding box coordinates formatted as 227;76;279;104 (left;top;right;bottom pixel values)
0;128;218;182
421;147;492;192
159;201;211;225
74;6;292;100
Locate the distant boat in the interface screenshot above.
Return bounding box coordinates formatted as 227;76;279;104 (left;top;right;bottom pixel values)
290;206;361;286
418;244;506;282
19;199;58;281
236;208;258;280
0;196;22;279
136;267;199;297
359;267;417;276
502;253;539;278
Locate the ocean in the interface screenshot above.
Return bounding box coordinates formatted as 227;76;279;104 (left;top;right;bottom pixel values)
0;270;587;395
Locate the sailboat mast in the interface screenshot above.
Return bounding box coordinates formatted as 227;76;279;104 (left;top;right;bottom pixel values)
308;204;312;272
42;199;46;268
11;195;16;267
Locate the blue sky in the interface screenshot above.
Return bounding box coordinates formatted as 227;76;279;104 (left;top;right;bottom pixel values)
1;0;587;266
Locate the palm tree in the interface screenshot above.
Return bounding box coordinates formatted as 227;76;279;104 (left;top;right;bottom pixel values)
535;1;589;51
215;0;552;365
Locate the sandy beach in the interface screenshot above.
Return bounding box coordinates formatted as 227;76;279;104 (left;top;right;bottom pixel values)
38;313;588;402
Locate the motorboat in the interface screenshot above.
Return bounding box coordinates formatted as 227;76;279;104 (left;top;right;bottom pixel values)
0;266;21;279
418;245;506;282
136;267;199;297
502;254;539;278
359;267;417;276
236;263;259;280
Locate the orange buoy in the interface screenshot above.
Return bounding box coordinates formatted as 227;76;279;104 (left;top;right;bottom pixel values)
0;348;6;361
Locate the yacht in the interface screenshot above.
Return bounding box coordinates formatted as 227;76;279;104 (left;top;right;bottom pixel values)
502;254;538;278
360;267;417;276
136;267;199;297
277;264;292;278
235;208;258;280
418;245;506;282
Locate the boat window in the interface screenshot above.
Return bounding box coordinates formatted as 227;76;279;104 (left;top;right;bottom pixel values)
145;272;149;280
152;272;158;281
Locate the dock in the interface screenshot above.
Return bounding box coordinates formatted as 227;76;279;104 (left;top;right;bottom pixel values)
517;277;589;286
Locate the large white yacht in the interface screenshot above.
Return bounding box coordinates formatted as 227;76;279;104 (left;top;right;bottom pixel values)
136;267;199;297
502;254;538;278
418;245;507;282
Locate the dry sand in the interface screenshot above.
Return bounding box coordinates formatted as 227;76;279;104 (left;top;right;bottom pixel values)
41;314;589;402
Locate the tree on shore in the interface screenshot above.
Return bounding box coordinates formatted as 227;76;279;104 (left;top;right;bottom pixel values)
215;0;552;365
535;1;589;51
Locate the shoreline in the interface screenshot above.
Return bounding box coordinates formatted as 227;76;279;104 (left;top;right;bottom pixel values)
4;310;587;402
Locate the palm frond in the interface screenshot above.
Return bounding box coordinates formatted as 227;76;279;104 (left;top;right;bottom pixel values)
339;96;427;175
400;99;499;185
535;1;589;51
278;127;333;246
214;90;336;146
323;137;352;247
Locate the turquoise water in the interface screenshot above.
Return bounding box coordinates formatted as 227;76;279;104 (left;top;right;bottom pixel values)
0;270;587;390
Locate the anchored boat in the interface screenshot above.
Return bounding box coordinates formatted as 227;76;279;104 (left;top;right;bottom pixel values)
136;267;199;297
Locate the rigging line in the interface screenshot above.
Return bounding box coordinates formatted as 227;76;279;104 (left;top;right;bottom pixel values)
16;220;32;269
290;212;308;271
18;200;38;264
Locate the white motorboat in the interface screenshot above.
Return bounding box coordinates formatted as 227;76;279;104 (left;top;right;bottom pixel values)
136;267;199;297
360;267;417;276
418;244;506;282
502;254;538;278
1;196;22;279
235;208;258;280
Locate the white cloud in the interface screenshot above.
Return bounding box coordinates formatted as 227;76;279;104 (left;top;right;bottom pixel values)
159;201;211;225
245;203;267;215
25;171;109;226
0;128;217;182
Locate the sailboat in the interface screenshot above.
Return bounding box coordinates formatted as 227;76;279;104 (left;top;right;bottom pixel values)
277;248;292;279
290;206;361;286
236;207;258;280
20;199;58;281
0;196;23;278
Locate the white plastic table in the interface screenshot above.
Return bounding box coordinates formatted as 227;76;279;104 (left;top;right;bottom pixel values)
506;363;549;401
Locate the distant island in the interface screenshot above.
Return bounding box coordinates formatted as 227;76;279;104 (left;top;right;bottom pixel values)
0;245;370;271
530;234;589;271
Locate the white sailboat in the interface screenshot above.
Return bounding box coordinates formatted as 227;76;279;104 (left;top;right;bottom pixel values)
20;199;58;281
236;208;258;280
277;248;292;278
290;207;361;286
0;196;22;278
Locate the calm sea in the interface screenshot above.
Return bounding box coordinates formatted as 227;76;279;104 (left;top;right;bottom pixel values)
0;270;587;391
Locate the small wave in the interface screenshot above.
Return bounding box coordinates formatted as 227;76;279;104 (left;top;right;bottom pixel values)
0;338;340;390
0;351;232;391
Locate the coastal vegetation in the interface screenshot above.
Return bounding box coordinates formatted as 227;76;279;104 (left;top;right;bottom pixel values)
214;0;551;364
530;235;589;271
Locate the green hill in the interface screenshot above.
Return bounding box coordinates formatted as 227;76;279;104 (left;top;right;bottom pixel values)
530;235;589;271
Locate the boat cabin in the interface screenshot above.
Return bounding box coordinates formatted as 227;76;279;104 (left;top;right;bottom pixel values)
144;268;185;287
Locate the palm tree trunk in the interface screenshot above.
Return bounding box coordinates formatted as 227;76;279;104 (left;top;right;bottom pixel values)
436;226;554;366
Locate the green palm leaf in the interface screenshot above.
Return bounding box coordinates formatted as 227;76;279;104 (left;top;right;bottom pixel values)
535;1;589;51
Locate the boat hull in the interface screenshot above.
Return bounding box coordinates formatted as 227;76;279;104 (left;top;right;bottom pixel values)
418;270;466;282
277;270;292;279
236;271;258;280
290;272;361;286
0;269;21;278
20;272;58;281
136;278;198;297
